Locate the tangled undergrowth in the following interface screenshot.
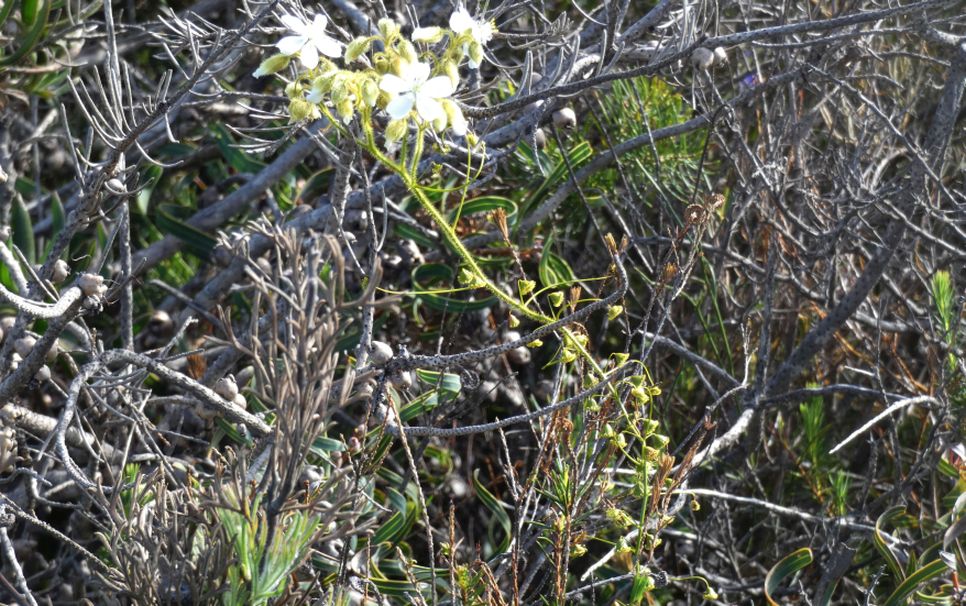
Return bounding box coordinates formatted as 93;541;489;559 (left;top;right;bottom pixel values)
0;0;964;604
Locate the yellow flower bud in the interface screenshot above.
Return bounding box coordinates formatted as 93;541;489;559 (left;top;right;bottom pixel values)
440;98;467;136
412;26;444;44
362;79;379;107
288;98;320;123
518;279;535;296
253;53;291;78
468;40;484;68
336;98;354;123
398;40;418;63
549;291;564;307
442;59;460;87
378;18;400;41
607;305;623;320
345;37;371;63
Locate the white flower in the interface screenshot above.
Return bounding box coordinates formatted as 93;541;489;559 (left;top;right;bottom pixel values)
449;6;495;68
277;14;343;70
379;60;456;124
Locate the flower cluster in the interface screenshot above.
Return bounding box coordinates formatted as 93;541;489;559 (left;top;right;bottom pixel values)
253;6;497;142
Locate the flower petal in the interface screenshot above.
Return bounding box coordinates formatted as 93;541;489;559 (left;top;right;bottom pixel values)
277;34;307;56
414;95;444;123
421;75;455;99
449;7;475;33
315;35;344;58
379;74;410;95
280;15;307;34
409;61;431;84
299;44;319;69
386;94;416;119
311;14;329;32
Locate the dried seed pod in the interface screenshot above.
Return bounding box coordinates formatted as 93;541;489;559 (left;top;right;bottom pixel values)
46;340;61;363
34;365;51;382
552;107;577;130
214;376;239;400
14;336;36;358
369;341;394;365
78;273;106;297
106;178;126;194
0;427;18;474
503;331;531;365
506;345;531;365
713;46;728;64
534;127;547;148
51;259;71;284
391;370;413;390
691;47;714;71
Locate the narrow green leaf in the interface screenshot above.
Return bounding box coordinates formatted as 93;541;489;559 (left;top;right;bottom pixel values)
883;560;949;606
211;124;266;174
11;196;35;263
538;242;576;290
155;204;217;259
20;0;38;25
764;547;813;606
0;0;50;66
874;506;908;582
472;469;512;555
0;0;17;26
50;191;64;239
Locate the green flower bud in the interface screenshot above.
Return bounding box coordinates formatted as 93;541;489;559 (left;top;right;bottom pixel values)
611;352;629;366
518;279;535;296
385;118;408;142
345;37;371;63
549;291;564;307
607;304;623;320
457;267;476;285
560;348;577;364
508;314;520;328
253;53;291;78
527;339;543;348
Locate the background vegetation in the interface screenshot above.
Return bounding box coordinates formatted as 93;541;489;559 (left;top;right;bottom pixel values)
0;0;963;604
